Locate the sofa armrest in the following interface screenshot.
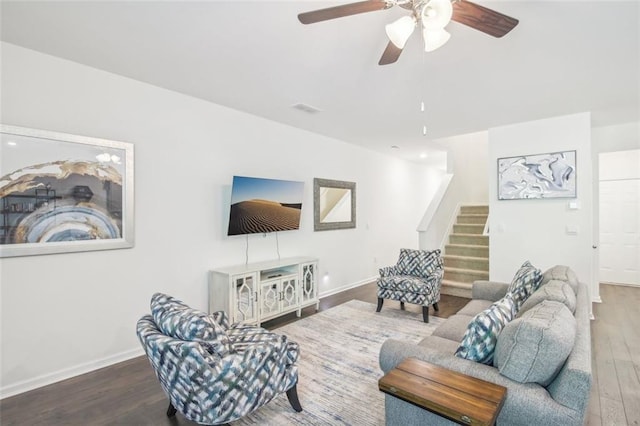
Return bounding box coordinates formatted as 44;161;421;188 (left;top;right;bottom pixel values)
379;339;583;425
471;281;509;301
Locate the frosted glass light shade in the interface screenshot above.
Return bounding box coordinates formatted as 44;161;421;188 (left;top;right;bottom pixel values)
423;28;451;52
421;0;453;30
385;16;416;48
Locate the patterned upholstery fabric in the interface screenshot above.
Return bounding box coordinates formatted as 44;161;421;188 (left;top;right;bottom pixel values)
395;248;443;277
137;293;299;425
377;249;443;308
455;293;518;365
228;324;300;366
151;293;231;357
508;261;543;310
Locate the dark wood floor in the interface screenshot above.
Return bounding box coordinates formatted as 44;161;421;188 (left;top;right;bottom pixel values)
0;282;637;425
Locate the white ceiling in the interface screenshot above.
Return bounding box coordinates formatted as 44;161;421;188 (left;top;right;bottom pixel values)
1;1;639;162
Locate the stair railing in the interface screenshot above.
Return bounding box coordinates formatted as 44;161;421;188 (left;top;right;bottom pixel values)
439;202;462;253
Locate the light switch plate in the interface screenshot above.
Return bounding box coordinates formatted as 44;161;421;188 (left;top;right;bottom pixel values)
566;225;579;235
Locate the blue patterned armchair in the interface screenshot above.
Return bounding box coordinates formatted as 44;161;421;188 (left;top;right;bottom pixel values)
136;293;302;425
376;248;444;323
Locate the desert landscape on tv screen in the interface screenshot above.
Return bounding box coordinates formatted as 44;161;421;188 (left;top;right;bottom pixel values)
228;176;304;236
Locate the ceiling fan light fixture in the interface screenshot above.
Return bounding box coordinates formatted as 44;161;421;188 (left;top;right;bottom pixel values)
423;28;451;52
385;15;416;48
421;0;453;30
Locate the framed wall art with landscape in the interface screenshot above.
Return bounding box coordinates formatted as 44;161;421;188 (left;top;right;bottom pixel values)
497;150;576;200
0;124;134;257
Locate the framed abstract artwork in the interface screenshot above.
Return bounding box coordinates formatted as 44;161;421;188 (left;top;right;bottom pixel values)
497;150;576;200
0;124;134;257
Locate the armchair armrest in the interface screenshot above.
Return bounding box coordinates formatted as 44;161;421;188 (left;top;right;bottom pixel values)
417;269;443;287
228;325;300;365
379;265;400;277
216;334;293;378
211;311;230;330
472;280;509;301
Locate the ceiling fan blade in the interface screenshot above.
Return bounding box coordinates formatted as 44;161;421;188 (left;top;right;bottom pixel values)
451;0;518;38
298;1;390;25
379;41;403;65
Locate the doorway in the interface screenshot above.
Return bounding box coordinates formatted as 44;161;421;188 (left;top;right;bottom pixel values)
599;149;640;286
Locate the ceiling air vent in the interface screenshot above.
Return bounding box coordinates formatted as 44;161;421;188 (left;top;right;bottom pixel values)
292;103;322;114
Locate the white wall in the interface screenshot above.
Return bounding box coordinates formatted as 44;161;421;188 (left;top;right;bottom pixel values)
0;43;441;397
488;113;594;297
419;131;489;249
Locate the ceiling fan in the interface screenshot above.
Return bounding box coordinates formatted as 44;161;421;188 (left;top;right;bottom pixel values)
298;0;518;65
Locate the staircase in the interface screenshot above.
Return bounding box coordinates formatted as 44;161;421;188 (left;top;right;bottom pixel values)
441;205;489;298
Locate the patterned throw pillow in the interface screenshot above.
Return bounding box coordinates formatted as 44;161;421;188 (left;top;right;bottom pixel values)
151;293;231;357
508;261;543;310
455;293;517;364
396;248;443;277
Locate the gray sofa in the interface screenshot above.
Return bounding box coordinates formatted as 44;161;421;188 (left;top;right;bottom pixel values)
379;265;592;426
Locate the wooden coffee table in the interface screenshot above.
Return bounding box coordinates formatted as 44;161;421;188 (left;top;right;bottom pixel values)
379;357;507;426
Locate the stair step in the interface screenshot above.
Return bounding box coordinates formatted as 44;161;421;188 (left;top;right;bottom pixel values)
460;205;489;215
449;234;489;246
441;279;472;298
443;255;489;271
453;224;485;235
457;214;488;225
444;267;489;283
445;244;489;258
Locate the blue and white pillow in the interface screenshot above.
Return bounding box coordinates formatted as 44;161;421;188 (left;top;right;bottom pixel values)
508;261;543;310
455;293;517;364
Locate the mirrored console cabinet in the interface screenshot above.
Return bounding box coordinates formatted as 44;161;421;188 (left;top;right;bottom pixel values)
209;257;319;325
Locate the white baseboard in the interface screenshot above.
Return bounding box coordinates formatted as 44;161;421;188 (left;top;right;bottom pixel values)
2;278;378;400
0;347;144;400
319;276;377;299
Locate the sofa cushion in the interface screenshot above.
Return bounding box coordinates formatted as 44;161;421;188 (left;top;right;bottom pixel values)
396;248;443;277
494;300;576;386
457;299;494;317
432;314;475;342
418;335;462;354
541;265;579;294
377;275;436;293
518;280;576;316
454;293;517;364
151;293;231;357
508;261;543;310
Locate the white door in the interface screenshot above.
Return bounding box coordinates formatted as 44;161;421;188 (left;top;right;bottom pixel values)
599;150;640;286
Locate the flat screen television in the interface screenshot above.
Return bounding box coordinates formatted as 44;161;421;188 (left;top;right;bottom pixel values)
227;176;305;236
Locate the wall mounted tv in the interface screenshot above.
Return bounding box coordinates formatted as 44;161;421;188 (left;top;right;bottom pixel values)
227;176;305;236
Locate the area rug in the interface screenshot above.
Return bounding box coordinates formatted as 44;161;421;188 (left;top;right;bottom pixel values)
233;299;444;425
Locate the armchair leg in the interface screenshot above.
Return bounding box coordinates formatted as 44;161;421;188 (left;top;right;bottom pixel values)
376;298;384;312
167;402;177;418
433;302;439;312
422;306;429;323
400;301;405;310
286;384;303;412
